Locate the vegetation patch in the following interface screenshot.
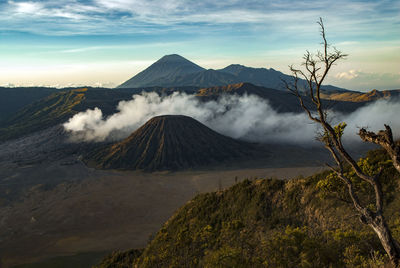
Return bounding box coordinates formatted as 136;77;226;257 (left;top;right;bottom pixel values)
96;148;400;267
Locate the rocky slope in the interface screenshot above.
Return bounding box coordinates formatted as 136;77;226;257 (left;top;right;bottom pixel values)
85;115;265;171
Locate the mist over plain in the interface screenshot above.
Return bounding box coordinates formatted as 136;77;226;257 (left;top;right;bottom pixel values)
63;92;400;145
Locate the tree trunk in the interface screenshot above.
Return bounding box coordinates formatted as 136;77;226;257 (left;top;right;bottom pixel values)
367;215;400;266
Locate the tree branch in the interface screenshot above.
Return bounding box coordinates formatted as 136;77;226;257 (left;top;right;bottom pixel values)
359;125;400;173
282;72;321;123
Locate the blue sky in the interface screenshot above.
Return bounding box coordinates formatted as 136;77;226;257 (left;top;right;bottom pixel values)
0;0;399;91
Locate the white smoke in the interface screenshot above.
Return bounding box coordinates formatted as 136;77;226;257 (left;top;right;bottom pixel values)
63;92;400;144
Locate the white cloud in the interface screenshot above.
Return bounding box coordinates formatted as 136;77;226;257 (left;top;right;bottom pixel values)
7;0;89;20
95;0;183;14
1;83;16;87
333;70;400;90
93;81;117;88
10;1;44;13
336;41;360;46
335;70;360;80
60;46;110;54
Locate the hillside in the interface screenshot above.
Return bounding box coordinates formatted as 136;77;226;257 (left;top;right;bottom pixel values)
85;115;265;171
321;89;400;102
0;87;58;123
96;149;400;267
0;88;135;142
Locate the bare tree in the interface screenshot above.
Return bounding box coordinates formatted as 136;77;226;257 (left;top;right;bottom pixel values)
284;18;400;266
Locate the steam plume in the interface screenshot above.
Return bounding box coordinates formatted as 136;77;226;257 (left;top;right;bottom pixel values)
63;92;400;144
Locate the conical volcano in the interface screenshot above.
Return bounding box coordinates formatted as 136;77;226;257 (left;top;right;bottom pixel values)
86;115;263;171
117;54;205;88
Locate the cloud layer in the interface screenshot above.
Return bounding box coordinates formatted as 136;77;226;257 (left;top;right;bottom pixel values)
1;0;399;36
64;92;400;145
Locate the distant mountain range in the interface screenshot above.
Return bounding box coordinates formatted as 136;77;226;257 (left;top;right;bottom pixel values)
117;54;348;92
85;115;264;171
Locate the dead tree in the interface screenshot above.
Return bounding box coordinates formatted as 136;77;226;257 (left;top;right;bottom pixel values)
284;18;400;266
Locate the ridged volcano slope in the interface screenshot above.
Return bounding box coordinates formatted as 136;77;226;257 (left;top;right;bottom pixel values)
86;115;262;171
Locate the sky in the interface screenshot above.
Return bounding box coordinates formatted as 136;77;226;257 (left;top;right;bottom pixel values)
0;0;399;91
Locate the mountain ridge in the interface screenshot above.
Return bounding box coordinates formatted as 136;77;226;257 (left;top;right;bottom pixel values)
117;54;349;92
320;88;400;102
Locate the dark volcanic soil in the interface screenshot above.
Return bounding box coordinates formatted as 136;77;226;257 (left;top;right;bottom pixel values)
0;124;334;267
